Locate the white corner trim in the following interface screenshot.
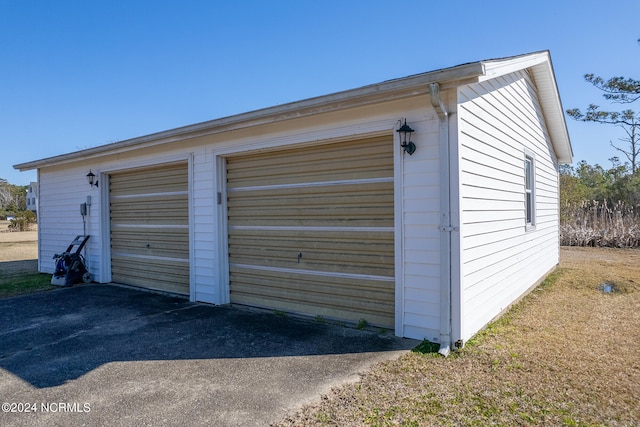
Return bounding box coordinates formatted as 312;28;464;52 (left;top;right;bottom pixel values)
393;123;405;338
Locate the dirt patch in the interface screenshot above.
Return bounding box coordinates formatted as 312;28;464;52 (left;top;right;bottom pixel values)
279;247;640;426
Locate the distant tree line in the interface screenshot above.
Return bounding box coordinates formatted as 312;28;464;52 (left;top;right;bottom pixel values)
0;178;27;215
560;159;640;247
561;158;640;208
0;178;35;231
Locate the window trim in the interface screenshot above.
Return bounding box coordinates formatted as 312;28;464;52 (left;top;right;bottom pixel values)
524;151;536;230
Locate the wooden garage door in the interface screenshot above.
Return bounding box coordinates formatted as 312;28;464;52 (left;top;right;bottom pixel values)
110;163;190;295
227;135;395;327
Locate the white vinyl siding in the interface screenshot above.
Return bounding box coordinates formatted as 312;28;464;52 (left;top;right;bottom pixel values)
457;70;560;342
191;151;216;303
36;164;103;278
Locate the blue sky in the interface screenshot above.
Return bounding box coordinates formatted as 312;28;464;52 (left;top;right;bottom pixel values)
2;0;639;185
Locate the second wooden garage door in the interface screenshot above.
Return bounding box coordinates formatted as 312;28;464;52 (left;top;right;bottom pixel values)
110;163;190;295
226;135;395;327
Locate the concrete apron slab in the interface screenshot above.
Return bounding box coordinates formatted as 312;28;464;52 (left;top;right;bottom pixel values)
0;284;418;426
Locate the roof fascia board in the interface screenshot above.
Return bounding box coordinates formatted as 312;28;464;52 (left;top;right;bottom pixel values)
529;59;573;163
14;62;485;172
476;51;550;82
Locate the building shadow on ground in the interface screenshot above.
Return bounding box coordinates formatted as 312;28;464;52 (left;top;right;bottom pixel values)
0;284;417;388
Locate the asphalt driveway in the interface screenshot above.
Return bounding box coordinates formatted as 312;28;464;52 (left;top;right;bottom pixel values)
0;284;418;426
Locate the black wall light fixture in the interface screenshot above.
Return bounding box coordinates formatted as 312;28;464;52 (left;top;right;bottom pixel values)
397;119;416;155
87;170;99;188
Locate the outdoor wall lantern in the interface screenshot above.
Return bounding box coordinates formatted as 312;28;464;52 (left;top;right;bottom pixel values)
87;170;99;188
397;119;416;155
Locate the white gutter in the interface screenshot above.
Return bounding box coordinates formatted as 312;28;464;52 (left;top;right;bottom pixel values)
430;82;452;357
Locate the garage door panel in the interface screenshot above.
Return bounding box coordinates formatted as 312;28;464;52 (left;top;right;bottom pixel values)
231;283;394;316
228;236;394;274
111;231;189;258
111;198;189;225
231;266;395;291
227;151;392;177
111;213;189;226
229;228;392;243
228;191;393;214
226;137;391;172
230;269;395;309
228;189;393;209
230;269;394;326
109;178;188;196
111;257;189;294
226;137;393;189
112;257;189;280
229;250;394;271
234;294;394;327
226;137;391;169
233;198;393;211
228;181;394;200
111;205;188;219
229;254;394;277
229;217;392;229
227;168;394;189
109;165;188;196
227;135;395;328
111;228;189;245
110;195;188;211
110;162;190;295
228;232;394;254
228;206;394;226
227;162;393;189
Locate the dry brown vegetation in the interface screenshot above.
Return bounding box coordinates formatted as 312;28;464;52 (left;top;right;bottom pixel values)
561;201;640;247
0;220;38;264
279;247;640;426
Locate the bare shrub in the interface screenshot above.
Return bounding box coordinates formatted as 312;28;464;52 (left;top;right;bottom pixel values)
7;211;36;232
560;200;640;247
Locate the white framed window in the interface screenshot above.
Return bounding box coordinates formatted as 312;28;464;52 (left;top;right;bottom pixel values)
524;152;535;229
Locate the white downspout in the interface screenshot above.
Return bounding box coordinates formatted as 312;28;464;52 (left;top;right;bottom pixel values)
430;82;452;357
36;169;42;273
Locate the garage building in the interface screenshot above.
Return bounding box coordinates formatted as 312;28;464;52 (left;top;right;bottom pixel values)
14;51;572;352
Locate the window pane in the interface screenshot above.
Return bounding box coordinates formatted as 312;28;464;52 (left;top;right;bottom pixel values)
525;156;534;226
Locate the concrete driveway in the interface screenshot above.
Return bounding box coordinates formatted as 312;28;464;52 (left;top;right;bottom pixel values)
0;284;418;426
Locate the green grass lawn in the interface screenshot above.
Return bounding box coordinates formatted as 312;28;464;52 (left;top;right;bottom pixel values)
0;272;54;298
